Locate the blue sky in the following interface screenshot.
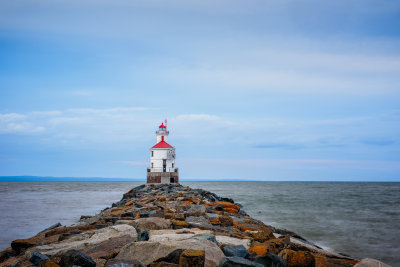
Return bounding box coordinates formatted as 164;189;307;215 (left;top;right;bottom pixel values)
0;0;399;181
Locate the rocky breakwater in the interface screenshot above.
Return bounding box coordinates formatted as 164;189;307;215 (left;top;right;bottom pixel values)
0;184;390;267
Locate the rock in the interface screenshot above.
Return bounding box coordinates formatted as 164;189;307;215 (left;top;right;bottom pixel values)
139;230;149;241
0;247;16;262
171;220;189;229
130;218;171;232
115;239;224;267
313;254;358;266
59;249;96;267
30;251;50;265
254;253;285;267
179;250;205;267
248;236;289;255
354;258;391;267
155;249;184;264
186;205;207;217
216;236;251;249
38;223;62;234
11;238;37;254
222;245;249;258
212;202;240;214
35;225;137;256
186;216;213;228
38;260;61;267
251;230;274;243
83;235;136;260
193;234;218;244
105;259;144;267
278;249;315;267
219;256;264;267
219;216;234;227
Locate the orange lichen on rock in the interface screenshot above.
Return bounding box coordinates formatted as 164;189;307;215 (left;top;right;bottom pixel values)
278;249;315;267
212;201;240;213
248;244;269;256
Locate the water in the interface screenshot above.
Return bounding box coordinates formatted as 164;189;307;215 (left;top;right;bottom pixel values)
0;181;399;265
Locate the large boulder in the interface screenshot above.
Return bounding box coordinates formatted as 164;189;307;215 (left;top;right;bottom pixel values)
222;245;249;258
35;225;137;256
354;258;391;267
11;238;36;254
59;249;96;267
115;239;224;267
278;249;315;267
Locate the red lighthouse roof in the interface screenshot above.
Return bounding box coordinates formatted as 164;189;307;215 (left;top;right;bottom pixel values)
159;123;166;128
152;140;173;149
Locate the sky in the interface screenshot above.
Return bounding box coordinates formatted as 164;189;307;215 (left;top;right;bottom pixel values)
0;0;399;181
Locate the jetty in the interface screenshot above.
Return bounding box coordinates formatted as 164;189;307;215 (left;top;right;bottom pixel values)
1;183;388;267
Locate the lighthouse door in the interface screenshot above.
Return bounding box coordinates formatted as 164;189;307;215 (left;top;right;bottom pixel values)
163;159;166;172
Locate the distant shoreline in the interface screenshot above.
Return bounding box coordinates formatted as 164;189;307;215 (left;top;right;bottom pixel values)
0;176;398;182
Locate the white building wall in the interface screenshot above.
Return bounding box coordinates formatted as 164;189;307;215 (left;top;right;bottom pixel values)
150;148;175;172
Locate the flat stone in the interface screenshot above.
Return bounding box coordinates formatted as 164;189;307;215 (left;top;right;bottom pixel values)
216;236;251;249
35;225;137;256
130;218;171;232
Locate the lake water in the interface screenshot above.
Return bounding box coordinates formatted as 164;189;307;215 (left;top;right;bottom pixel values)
0;181;398;265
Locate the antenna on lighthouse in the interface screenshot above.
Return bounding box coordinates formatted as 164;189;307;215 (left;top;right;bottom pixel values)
165;119;167;128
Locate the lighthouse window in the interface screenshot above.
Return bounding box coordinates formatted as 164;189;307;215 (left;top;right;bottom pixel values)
172;163;174;168
151;163;154;168
151;151;154;157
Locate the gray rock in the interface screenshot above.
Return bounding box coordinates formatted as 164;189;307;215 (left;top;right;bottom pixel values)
254;253;285;267
35;225;137;256
29;251;50;265
219;256;264;267
139;230;149;241
354;258;391;267
130;218;171;232
59;249;96;267
186;216;213;228
116;239;224;267
193;234;218;244
222;245;248;258
186;205;207;217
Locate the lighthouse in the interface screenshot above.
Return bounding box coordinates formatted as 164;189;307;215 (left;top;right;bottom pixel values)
147;121;179;184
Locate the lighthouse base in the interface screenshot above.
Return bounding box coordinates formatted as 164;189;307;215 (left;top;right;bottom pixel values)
147;171;179;184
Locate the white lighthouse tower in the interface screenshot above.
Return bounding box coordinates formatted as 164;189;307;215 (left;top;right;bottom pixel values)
147;121;179;184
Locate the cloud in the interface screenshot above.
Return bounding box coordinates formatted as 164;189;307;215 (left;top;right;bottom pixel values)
0;113;45;134
176;114;220;121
